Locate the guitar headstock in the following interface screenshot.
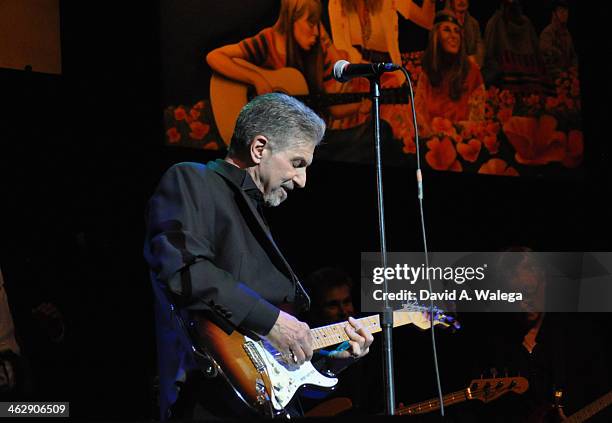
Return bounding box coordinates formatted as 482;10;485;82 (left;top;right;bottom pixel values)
393;308;460;331
467;376;529;403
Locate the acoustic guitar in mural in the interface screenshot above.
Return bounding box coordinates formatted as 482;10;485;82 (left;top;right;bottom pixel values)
396;376;529;416
189;307;453;417
209;58;409;145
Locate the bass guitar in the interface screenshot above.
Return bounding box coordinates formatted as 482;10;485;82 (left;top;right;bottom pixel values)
564;389;612;423
396;376;529;416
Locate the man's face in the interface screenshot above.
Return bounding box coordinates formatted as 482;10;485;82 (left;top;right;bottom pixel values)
319;285;355;324
508;262;545;313
257;140;315;207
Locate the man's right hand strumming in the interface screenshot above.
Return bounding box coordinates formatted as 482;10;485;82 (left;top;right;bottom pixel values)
264;310;313;365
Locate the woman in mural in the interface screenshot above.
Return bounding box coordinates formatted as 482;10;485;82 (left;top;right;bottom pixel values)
482;0;546;93
539;0;577;80
328;0;436;70
414;10;485;137
327;0;436;155
206;0;366;120
444;0;484;68
207;0;408;164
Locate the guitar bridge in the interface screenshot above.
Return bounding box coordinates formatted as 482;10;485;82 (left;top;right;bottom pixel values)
243;340;266;373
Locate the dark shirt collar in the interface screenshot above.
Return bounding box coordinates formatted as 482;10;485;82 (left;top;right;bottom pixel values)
214;159;265;208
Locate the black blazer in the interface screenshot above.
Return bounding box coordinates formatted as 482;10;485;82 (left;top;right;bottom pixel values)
145;159;309;336
144;160;313;419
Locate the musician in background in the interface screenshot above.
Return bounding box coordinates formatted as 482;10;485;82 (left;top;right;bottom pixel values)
303;267;355;327
479;249;611;422
144;93;373;420
0;268;20;396
300;267;376;416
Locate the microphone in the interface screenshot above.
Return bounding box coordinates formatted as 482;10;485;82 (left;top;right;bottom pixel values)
333;60;401;83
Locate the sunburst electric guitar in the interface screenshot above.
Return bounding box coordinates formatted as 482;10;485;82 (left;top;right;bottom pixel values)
209;58;409;145
189;308;452;417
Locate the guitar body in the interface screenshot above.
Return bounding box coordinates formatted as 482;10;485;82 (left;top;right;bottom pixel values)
191;317;337;417
209;59;309;146
188;308;453;417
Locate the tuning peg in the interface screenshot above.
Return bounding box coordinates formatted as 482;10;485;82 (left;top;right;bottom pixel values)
490;368;498;378
504;367;509;378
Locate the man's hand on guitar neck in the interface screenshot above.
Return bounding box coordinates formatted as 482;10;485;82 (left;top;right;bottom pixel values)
330;316;374;361
264;310;314;366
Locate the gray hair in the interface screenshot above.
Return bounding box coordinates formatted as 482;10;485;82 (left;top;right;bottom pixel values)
228;93;325;157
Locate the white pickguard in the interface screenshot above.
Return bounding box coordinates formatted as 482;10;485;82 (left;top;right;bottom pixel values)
246;335;338;411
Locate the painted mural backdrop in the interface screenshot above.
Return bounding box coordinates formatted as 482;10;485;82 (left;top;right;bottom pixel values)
161;0;582;176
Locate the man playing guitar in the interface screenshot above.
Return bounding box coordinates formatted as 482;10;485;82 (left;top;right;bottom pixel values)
144;93;373;420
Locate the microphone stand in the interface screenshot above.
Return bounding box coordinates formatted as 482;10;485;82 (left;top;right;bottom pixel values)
369;74;396;416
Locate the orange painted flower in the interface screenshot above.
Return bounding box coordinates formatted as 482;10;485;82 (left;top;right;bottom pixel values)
562;130;583;168
431;117;453;134
487;87;500;102
497;107;513;123
449;160;463;171
485;103;494;120
503;115;566;165
459;121;477;139
485;121;500;136
499;90;515;107
571;81;580;98
189;121;210;140
203;140;220;151
545;97;560;110
174;107;187;121
166;127;181;144
189;108;201;120
193;100;205;110
381;104;416;154
426;137;462;171
431;117;461;143
456;139;482;163
524;94;540;107
478;159;519;176
483;134;499;154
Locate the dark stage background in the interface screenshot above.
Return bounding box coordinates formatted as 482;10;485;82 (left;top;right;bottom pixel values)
1;0;611;420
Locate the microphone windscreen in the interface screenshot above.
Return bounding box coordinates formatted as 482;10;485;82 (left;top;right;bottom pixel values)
333;60;350;82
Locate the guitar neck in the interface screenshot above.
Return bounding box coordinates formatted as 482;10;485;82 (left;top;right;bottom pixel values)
396;389;469;416
311;311;425;350
566;391;612;423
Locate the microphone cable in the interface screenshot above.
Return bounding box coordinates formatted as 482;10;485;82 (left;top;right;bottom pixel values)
399;65;446;417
